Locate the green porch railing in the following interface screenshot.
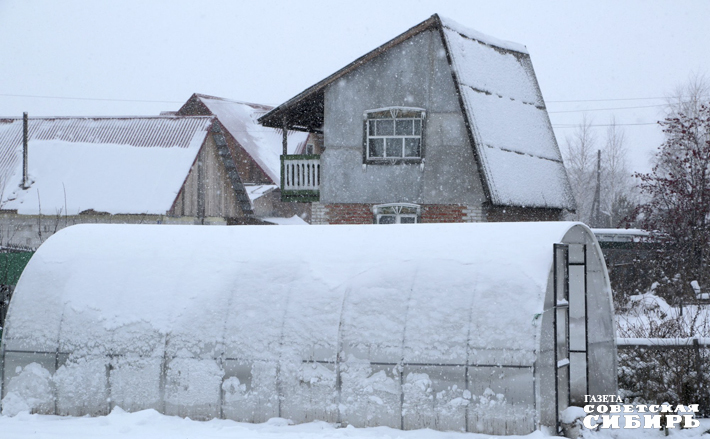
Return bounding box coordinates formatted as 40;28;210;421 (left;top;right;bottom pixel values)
281;154;320;202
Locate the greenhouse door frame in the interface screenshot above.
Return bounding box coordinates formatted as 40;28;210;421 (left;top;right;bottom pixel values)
553;243;589;433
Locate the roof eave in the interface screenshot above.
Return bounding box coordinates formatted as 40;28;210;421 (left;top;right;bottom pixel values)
258;14;442;130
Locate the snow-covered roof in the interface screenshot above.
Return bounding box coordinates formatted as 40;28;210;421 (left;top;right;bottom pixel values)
0;116;213;215
244;184;278;201
439;18;574;210
258;14;575;211
6;222;589;362
1;221;615;430
184;94;308;185
592;228;650;243
263;215;309;225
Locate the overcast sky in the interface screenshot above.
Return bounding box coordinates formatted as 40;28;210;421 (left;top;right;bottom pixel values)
1;0;709;174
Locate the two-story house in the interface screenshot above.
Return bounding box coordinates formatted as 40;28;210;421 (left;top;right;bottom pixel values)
259;14;575;224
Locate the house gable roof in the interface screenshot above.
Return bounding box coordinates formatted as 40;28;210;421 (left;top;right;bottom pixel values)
258;14;576;211
179;94;309;186
0;116;214;215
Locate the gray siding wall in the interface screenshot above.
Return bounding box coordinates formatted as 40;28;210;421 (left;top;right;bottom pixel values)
321;30;485;206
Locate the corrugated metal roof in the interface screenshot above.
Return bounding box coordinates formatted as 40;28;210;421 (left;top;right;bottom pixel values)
0;116;213;179
0;116;215;212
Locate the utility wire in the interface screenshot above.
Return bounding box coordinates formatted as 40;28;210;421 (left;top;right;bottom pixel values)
4;92;709;106
548;103;667;113
2;92;707;126
552;122;658;128
0;93;183;104
547;94;710;103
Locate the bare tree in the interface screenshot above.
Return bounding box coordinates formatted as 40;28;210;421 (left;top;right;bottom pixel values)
602;117;636;227
564;114;637;226
664;72;710;120
564;114;597;222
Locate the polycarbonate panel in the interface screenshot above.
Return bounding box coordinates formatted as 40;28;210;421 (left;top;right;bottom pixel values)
568;244;585;264
281;361;337;423
340;263;412;364
557;365;569;415
467;366;536;435
55;357;110;416
570;352;587;405
556;307;568;361
403;264;471;365
340;361;401;428
222;360;278;423
588;339;616;396
109;356;162;412
164;358;222;419
1;351;56;414
555;245;568;302
402;366;466;431
538;307;557;427
222;268;290;362
569;265;586;351
280;275;341;364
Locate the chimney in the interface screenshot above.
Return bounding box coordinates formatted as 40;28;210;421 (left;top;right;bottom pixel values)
22;112;29;189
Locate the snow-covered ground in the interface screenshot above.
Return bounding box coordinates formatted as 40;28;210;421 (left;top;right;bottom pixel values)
1;409;709;439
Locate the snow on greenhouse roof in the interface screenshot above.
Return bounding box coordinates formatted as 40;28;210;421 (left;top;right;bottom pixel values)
0;116;213;215
188;94;308;185
5;222;586;365
258;14;575;211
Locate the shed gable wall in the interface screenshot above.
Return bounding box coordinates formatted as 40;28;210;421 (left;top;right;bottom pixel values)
321;30;485;206
170;135;243;219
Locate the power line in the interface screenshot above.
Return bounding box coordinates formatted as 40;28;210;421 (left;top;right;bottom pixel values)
547;94;709;103
4;91;709;106
547;96;669;103
552;122;658;128
0;92;701;128
0;93;183;104
548;103;667;114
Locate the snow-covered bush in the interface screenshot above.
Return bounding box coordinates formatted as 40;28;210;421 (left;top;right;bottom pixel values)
617;285;710;414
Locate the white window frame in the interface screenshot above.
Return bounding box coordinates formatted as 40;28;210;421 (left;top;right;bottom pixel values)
373;203;420;224
364;107;425;163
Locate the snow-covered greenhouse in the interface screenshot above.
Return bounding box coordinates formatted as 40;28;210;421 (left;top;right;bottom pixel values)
0;222;616;435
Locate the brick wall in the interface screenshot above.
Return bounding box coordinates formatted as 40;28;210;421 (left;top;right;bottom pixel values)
310;203;563;224
314;203;486;224
324;203;373;224
420;204;467;223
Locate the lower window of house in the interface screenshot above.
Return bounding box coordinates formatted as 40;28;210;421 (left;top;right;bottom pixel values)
373;203;420;224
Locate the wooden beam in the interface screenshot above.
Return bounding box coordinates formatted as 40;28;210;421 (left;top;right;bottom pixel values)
282;117;288;156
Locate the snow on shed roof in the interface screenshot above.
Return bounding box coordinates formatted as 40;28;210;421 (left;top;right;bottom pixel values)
258;14;575;211
0;116;213;215
187;94;308;185
5;222;590;366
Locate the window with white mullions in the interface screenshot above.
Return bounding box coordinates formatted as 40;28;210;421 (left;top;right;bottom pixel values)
364;107;425;161
373;203;420;224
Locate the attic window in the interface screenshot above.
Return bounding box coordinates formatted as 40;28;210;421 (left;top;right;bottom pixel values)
364;107;425;163
373;203;420;224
